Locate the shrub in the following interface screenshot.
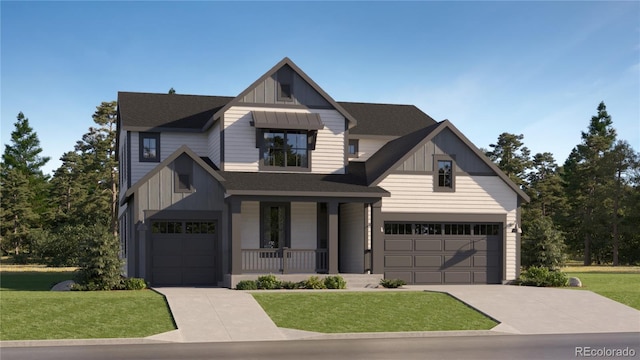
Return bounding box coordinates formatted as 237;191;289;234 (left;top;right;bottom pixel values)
74;224;123;291
380;278;406;288
39;225;84;267
518;266;568;287
236;280;258;290
122;277;147;290
256;274;281;290
300;276;326;289
280;281;300;289
521;217;567;270
324;275;347;289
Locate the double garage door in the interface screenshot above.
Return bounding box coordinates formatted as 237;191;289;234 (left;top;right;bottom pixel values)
383;222;502;284
151;220;217;286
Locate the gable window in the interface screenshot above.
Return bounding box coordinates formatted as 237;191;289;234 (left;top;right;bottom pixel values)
262;130;309;169
348;139;359;158
434;155;455;192
139;132;160;162
261;203;290;249
278;83;292;101
174;154;193;193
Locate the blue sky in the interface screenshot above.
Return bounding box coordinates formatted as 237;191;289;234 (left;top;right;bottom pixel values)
2;1;638;175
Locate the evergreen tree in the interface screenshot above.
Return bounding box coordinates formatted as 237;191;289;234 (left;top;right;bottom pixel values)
75;223;123;290
521;216;567;269
562;102;617;265
524;152;565;220
485;132;531;187
0;112;50;256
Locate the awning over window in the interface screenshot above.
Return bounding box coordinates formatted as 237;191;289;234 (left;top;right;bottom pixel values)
251;111;324;130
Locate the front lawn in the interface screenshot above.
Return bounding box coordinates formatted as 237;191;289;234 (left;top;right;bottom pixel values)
252;291;497;333
0;271;176;340
563;267;640;310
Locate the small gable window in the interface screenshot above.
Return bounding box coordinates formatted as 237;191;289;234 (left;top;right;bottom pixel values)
434;155;455;192
139;133;160;162
278;83;292;101
174;154;193;193
348;139;359;158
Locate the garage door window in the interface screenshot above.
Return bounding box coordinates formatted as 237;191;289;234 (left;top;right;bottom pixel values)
186;222;216;234
385;222;498;236
152;221;183;234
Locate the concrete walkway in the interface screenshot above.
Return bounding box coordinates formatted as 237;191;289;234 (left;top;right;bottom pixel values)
412;285;640;335
149;288;285;342
148;285;640;343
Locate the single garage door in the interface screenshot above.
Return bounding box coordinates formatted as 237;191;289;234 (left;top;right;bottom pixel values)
151;220;217;286
383;222;502;284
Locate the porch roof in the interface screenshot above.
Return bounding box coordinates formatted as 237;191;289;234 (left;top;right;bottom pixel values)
217;171;390;198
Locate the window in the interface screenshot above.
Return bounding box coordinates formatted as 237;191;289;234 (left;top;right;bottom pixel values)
174;154;193;193
151;221;183;234
348;139;359;158
278;83;292;100
139;133;160;162
261;203;290;248
262;131;308;169
434;156;455;192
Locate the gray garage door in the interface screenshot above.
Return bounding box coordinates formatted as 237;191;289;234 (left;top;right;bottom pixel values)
151;220;217;286
383;222;502;284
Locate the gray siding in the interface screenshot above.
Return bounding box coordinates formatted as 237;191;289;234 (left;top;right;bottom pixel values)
135;158;225;222
396;128;493;174
239;65;331;108
339;203;365;273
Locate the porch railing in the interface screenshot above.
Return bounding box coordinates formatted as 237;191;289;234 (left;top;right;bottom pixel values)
242;248;327;274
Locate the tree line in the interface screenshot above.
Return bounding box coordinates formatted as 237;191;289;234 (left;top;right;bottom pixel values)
486;102;639;266
1;102;118;266
1;101;638;266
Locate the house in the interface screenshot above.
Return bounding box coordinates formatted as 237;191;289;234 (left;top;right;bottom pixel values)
116;58;529;288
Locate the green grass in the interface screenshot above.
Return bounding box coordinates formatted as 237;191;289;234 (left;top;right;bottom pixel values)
0;271;176;340
252;291;497;333
564;272;640;310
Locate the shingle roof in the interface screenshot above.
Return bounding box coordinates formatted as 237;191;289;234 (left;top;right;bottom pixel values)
118;92;233;130
338;102;437;137
117;92;438;137
217;171;389;197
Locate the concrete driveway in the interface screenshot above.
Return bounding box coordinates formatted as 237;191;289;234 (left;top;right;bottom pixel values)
149;285;640;343
413;285;640;334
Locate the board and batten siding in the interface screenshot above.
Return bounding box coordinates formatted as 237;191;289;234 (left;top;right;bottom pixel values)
291;202;317;249
223;106;346;174
134;160;225;222
119;129;129;202
130;132;210;186
352;138;390;162
339;203;366;273
207;122;221;167
378;174;518;280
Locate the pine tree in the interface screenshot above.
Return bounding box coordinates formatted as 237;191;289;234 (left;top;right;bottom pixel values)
0;112;50;256
562;102;617;265
485;132;531;187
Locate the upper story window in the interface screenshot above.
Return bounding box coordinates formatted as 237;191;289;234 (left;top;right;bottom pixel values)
262;130;309;169
348;139;359;158
139;132;160;162
278;83;292;101
434;155;455;192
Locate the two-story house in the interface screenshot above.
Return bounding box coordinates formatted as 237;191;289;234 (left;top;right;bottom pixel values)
117;58;529;288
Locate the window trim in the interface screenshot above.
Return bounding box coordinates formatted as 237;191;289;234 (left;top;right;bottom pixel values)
434;155;456;192
173;154;194;193
260;202;291;249
259;129;312;172
278;83;293;101
139;132;160;162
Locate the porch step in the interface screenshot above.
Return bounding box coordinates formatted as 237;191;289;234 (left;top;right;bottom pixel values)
340;274;383;288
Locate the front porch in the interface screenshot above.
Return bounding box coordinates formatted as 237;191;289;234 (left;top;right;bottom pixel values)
224;195;386;287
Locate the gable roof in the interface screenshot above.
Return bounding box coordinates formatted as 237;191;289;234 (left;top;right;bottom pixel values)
206;57;358;130
118;92;233;131
339;102;437;137
360;120;530;202
123;145;225;204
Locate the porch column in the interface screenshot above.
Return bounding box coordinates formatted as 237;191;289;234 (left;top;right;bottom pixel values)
371;200;384;275
230;198;243;274
327;201;339;274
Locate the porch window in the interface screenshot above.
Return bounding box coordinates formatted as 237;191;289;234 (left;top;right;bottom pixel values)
261;203;290;248
262;131;308;169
